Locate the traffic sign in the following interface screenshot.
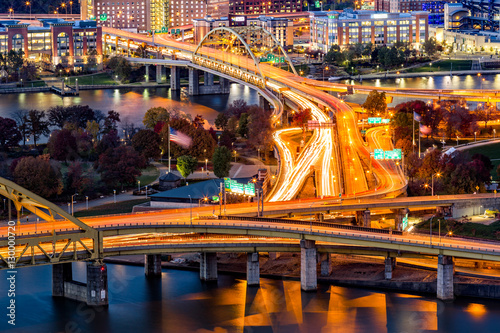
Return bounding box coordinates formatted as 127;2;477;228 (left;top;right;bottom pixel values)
374;149;384;160
476;186;480;190
99;13;108;21
368;117;382;124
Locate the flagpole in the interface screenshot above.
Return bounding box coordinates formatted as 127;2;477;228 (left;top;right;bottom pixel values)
418;121;421;159
412;116;415;155
168;125;171;173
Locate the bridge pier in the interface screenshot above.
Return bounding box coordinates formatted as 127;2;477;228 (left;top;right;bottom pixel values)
356;210;371;227
384;257;396;280
145;65;150;83
52;262;73;297
247;252;260;286
437;255;454;301
220;77;230;93
189;68;200;95
319;253;331;277
200;252;218;281
52;261;109;306
393;209;407;231
145;254;162;277
259;95;271;111
87;262;109;306
170;66;180;90
156;65;164;83
204;72;214;86
300;239;317;291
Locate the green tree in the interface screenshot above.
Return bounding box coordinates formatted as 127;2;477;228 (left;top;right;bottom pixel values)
362;91;387;116
132;129;161;160
0;117;21;151
143;106;171;129
423;37;438;56
106;56;132;81
212;146;231;178
86;120;100;143
176;155;197;178
13;156;63;198
215;113;229;130
238;113;249;138
26;109;50;147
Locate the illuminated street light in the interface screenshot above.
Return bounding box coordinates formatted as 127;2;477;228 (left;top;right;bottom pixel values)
431;173;440;196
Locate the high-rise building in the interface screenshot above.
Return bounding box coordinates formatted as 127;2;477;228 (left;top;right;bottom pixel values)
310;10;429;52
0;19;103;68
207;0;229;18
229;0;302;15
170;0;207;28
193;15;294;49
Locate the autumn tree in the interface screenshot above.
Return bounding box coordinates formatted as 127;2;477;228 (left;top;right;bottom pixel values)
132;129;161;160
0;117;21;151
247;106;273;157
176;155;197;178
103;110;120;134
212;146;231;178
96;146;147;188
291;108;312;130
13;156;63;198
47;129;78;163
225;99;249;117
238;113;249;138
143;106;171;129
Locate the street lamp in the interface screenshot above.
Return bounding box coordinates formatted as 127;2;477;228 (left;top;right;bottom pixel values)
233;150;237;163
86;196;89;210
113;189;116;203
205;158;208;173
188;195;192;225
71;193;78;216
199;196;208;207
138;180;141;193
474;131;477;142
8;8;13;19
456;135;459;146
26;1;32;20
431;173;440;196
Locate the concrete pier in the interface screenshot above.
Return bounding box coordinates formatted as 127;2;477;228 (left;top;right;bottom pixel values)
145;65;149;83
145;254;162;277
220;77;230;93
247;252;260;286
53;261;108;306
300;239;317;291
356;210;371;227
320;253;331;277
86;262;109;306
52;263;73;297
200;252;218;281
204;72;214;86
156;65;163;83
170;66;180;90
188;68;199;95
384;257;396;280
437;255;454;301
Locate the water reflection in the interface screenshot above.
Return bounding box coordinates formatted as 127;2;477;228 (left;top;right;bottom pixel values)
2;263;500;333
0;85;259;128
354;74;500;90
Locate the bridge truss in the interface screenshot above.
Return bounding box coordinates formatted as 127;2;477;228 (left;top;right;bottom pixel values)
193;26;297;89
0;177;100;268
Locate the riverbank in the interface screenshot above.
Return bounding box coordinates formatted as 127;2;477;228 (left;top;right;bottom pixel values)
354;69;500;80
104;253;500;300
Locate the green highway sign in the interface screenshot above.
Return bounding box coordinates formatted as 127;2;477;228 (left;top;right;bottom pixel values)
315;0;321;8
99;13;108;21
368;117;382;124
212;196;219;202
223;178;256;196
374;149;384;160
382;118;390;124
401;213;409;230
361;130;366;134
385;149;402;160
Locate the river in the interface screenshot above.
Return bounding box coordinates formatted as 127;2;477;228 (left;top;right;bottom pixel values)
1;262;500;332
0;84;260;129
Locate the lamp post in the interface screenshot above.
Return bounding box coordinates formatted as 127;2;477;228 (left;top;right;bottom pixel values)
2;198;5;211
258;148;260;160
188;195;192;225
26;1;32;20
113;189;116;203
431;172;440;196
456;135;459;146
71;193;78;216
474;131;477;142
199;196;208;207
145;186;148;198
494;129;497;139
9;8;13;19
233;150;237;163
86;196;89;210
430;215;435;245
205;158;208;173
138;180;141;193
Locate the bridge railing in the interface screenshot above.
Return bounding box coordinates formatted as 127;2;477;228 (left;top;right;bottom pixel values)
199;215;404;236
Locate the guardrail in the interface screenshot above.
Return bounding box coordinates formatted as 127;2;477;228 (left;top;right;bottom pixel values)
204;215;404;235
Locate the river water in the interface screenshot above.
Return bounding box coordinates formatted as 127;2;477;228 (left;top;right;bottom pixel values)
0;84;260;128
1;262;500;332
